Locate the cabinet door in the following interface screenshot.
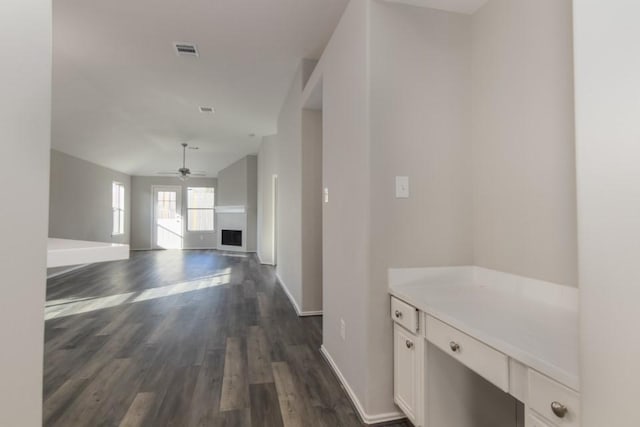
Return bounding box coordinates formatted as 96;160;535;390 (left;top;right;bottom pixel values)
394;322;424;426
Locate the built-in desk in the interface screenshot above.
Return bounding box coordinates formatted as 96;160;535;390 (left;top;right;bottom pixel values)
388;266;580;427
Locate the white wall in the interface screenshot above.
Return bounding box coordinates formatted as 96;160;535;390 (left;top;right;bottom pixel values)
256;62;323;314
472;0;577;286
368;1;478;419
49;150;131;244
0;0;51;424
574;1;640;425
308;0;576;421
257;136;278;264
130;176;218;250
275;68;304;307
318;0;371;413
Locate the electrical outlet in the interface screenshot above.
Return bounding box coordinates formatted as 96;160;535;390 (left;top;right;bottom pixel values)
340;318;346;341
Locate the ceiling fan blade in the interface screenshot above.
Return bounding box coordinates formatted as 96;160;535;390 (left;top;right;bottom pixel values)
190;173;207;177
157;172;179;175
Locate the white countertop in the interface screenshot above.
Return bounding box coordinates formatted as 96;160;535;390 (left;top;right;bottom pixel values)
389;266;580;391
47;238;129;268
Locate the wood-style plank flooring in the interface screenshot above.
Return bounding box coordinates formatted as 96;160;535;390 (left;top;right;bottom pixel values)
44;250;410;427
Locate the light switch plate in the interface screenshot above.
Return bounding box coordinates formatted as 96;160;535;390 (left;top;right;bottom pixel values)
395;176;409;198
323;187;329;203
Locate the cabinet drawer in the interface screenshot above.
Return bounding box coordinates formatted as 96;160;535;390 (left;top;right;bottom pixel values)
425;315;509;392
527;412;553;427
528;370;580;427
391;296;418;333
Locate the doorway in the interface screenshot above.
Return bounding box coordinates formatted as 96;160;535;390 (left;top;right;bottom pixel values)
152;185;183;249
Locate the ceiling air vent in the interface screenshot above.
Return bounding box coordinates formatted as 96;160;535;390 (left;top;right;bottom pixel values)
174;42;199;57
199;106;215;113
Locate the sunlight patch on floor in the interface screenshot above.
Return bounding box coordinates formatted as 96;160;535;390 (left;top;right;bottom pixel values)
45;269;231;320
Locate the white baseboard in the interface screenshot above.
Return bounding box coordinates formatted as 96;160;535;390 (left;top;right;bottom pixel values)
47;264;89;279
319;345;406;425
182;247;217;250
256;250;276;266
275;273;322;317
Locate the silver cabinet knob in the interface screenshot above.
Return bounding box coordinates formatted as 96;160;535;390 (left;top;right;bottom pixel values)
395;310;403;318
550;401;568;418
405;340;414;349
449;341;460;352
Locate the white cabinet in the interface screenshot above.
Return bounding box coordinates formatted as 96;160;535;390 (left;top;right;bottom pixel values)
425;315;509;392
527;370;580;427
527;412;553;427
393;320;424;426
389;267;581;427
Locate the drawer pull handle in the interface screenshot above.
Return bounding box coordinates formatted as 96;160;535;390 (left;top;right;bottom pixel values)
395;310;403;318
550;401;568;418
449;341;460;352
405;340;414;349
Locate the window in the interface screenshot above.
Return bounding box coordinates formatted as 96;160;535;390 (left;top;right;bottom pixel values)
187;187;215;231
112;182;125;235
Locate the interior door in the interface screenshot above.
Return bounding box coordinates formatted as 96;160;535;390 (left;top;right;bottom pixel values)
152;186;183;249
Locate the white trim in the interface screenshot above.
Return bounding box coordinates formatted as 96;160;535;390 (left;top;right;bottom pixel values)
300;310;323;316
214;205;246;214
275;273;322;317
182;247;218;250
256;250;276;266
151;185;183;250
47;264;89;279
319;345;406;425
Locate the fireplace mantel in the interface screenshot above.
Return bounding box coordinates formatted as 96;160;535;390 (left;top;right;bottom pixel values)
214;205;246;214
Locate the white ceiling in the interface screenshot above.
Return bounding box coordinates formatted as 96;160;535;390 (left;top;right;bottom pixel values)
384;0;488;14
52;0;348;177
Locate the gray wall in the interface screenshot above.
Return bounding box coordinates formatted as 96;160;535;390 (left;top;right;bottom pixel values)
0;0;50;423
130;176;217;250
217;156;249;206
216;155;258;251
301;109;323;311
246;156;258;252
49;150;131;244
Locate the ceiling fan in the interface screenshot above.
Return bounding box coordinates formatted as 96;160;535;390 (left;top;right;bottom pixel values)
157;143;206;180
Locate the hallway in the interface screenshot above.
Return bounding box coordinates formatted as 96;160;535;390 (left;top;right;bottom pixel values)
42;250;403;426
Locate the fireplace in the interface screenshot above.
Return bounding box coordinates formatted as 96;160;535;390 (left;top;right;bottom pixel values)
215;206;247;252
221;229;242;247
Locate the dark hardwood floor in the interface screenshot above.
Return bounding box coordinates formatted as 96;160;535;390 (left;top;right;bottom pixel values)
44;250;410;427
